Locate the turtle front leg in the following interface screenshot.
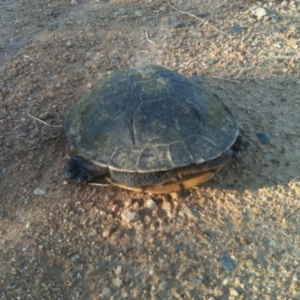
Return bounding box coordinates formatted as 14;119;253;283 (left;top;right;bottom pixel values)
65;156;108;183
231;135;249;159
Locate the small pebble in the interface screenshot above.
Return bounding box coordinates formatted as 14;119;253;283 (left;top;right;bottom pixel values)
86;83;93;89
159;279;168;290
111;204;119;213
33;188;46;195
124;199;132;207
137;222;144;231
102;287;112;298
199;12;209;17
206;59;218;66
220;254;237;271
102;227;113;238
132;201;140;209
188;278;202;287
121;209;140;222
115;265;122;275
229;288;239;297
187;21;195;27
250;6;267;20
171;21;183;29
286;24;297;38
38;112;53;120
146;199;157;209
233;24;243;34
113;277;123;287
271;15;280;23
257;132;272;144
135;10;143;17
114;8;126;17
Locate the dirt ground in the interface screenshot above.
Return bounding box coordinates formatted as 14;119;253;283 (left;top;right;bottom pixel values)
0;0;300;299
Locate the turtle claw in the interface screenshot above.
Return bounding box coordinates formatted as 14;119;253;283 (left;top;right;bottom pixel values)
65;156;94;183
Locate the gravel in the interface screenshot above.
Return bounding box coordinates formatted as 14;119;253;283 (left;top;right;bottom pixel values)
146;199;157;209
0;0;299;299
121;209;140;222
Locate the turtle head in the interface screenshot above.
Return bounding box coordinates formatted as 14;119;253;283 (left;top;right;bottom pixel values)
230;135;249;159
65;156;94;183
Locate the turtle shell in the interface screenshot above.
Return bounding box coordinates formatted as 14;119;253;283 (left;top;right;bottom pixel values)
64;66;239;173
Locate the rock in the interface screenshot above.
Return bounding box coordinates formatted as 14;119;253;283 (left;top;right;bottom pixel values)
256;132;272;144
137;222;144;231
285;24;297;38
146;199;157;209
171;21;183;29
187;21;195;27
188;278;202;288
206;59;218;66
250;6;267;20
135;10;143;17
102;227;113;238
38;112;53;120
271;15;280;23
86;83;93;89
33;188;46;195
220;254;237;271
132;201;141;210
115;265;122;275
121;209;140;222
229;288;239;297
113;277;123;287
102;287;112;298
233;24;243;34
199;12;209;17
111;204;119;213
124;199;132;207
113;8;126;17
159;279;168;290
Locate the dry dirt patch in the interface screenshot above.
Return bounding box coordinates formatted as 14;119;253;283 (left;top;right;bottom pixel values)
0;0;300;299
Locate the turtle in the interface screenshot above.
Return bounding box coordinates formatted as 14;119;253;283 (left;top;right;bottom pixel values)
64;65;246;194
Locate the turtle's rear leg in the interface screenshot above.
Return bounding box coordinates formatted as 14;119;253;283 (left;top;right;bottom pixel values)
65;156;108;183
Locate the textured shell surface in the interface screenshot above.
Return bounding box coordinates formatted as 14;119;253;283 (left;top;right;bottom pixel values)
64;66;238;172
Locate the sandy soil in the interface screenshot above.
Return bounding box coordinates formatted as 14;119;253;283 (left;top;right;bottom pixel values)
0;0;300;299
